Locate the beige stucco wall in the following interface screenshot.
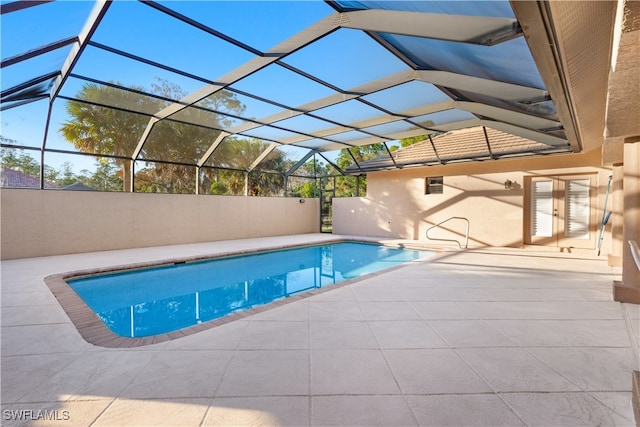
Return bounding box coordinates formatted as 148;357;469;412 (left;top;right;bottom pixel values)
0;190;319;260
334;149;612;250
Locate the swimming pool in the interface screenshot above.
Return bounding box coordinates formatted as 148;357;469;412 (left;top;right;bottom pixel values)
67;242;432;338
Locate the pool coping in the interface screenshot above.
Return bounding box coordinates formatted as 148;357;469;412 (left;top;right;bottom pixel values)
44;238;443;348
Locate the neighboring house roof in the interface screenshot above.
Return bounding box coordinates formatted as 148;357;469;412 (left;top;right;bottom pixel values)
0;166;59;189
346;126;570;173
63;182;96;191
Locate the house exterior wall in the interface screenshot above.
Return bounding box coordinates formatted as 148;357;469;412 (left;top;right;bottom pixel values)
333;149;612;250
0;190;319;260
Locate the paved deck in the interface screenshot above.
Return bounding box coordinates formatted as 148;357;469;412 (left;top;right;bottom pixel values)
1;234;639;426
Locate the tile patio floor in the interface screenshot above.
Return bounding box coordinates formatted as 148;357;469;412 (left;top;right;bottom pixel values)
1;234;639;426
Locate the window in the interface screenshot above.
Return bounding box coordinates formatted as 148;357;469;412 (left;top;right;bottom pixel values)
425;176;443;194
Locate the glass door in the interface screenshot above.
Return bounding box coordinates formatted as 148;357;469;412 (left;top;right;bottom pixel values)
526;175;596;248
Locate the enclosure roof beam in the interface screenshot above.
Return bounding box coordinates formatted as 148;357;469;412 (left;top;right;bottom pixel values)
248;142;279;172
480;120;568;147
456;101;561;131
285;150;316;177
49;0;111;102
317;152;345;176
1;0;52;15
131;12;342;168
279;100;455;145
340;9;521;45
0;96;49;112
1;71;60;100
415;70;547;103
197;132;230;167
1;36;78;69
223;69;416;136
131;118;160;160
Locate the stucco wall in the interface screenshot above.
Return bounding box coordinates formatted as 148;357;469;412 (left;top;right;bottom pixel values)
0;190;319;259
333;149;612;249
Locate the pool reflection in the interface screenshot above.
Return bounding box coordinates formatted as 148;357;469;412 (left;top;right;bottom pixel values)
69;243;429;337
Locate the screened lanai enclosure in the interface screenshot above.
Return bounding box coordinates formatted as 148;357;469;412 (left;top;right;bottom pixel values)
2;0;574;198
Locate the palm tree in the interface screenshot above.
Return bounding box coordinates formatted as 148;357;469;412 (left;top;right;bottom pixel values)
60;83;161;191
60;79;248;193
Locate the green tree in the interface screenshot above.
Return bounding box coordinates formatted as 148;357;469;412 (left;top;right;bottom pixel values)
332;145;388;196
80;158;123;191
287;157;330;197
207;138;287;196
60;79;248;194
399;135;429;147
210;181;229;195
289;180;315;197
40;161;79;188
336;144;388;171
0;147;40;176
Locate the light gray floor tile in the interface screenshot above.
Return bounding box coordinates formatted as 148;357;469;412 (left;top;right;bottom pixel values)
502;392;634;426
119;350;234;399
306;287;357;301
428;320;518;348
173;320;249;350
369;320;448;349
203;396;309;426
528;347;637;391
248;301;310;321
93;398;209;427
499;301;624;320
352;286;405;301
1;305;70;326
624;303;640;319
238;321;309;350
307;301;365;321
409;301;476;320
405;394;526;427
396;287;453;301
312;395;417;426
413;301;624;320
456;348;581;392
20;350;157;402
384;349;492;394
1;353;80;403
216;350;309;397
590;391;636;423
311;349;400;395
347;275;396;288
487;319;632;347
1;324;94;356
516;287;615;301
1;290;59;306
359;301;423;321
310;321;378;349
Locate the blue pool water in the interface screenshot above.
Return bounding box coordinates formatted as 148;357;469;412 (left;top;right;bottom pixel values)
68;242;431;337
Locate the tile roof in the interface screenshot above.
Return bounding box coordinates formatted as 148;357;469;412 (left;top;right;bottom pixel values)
0;167;58;189
347;126;568;173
